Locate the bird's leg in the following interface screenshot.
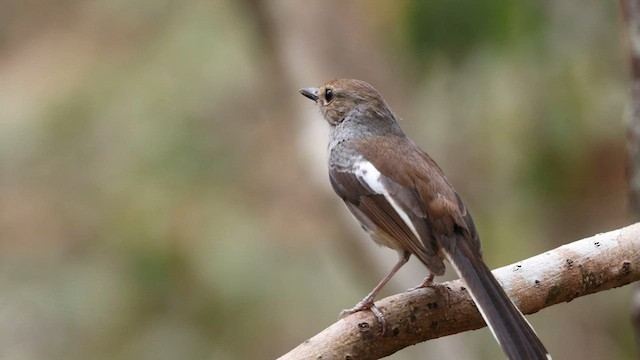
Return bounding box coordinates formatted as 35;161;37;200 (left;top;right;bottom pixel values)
339;251;411;335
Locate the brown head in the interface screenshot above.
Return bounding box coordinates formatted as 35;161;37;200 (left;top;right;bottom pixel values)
299;79;395;126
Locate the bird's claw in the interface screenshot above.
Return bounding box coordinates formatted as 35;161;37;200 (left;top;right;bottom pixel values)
339;301;388;335
407;274;451;306
407;274;436;292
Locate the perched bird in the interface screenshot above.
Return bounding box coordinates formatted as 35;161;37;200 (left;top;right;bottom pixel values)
299;79;550;360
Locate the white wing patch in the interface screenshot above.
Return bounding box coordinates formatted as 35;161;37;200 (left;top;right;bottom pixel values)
353;159;422;242
353;160;386;193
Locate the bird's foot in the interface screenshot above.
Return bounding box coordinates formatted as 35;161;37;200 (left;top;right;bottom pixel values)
407;274;451;306
339;300;388;335
407;274;437;292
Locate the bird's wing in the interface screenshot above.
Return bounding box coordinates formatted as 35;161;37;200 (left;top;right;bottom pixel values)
352;135;481;252
329;158;445;275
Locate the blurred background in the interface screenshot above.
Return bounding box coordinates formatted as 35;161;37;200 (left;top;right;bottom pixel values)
0;0;634;359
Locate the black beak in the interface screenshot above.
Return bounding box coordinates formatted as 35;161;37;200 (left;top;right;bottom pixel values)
299;87;319;102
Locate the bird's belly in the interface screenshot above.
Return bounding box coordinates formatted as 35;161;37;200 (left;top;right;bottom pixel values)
368;229;405;251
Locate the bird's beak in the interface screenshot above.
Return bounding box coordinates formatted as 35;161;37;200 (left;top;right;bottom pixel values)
299;87;319;102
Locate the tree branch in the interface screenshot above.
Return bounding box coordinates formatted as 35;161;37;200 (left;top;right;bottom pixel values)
279;223;640;360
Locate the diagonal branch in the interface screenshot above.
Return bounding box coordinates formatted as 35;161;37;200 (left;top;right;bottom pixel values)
279;223;640;360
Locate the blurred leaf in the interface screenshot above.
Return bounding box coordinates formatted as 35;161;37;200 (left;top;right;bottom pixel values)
405;0;545;62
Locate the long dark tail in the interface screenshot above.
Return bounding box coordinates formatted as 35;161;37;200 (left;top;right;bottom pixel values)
441;235;551;360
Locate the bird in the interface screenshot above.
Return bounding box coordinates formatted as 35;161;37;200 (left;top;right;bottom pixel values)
299;79;551;360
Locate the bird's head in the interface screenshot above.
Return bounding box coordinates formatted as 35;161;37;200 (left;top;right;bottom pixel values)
299;79;393;126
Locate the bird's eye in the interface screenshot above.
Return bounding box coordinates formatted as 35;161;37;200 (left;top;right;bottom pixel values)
325;88;334;102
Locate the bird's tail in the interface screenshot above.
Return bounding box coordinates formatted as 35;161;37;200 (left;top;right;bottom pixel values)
441;235;551;360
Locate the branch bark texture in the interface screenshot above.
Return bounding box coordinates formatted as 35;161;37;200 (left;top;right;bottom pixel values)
279;223;640;360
